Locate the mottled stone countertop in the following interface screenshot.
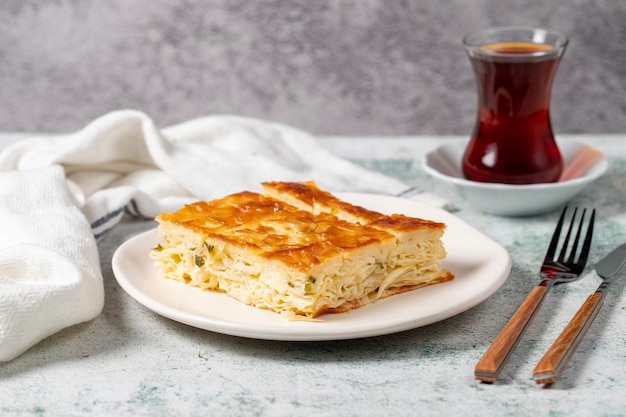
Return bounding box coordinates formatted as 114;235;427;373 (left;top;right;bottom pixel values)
1;134;625;417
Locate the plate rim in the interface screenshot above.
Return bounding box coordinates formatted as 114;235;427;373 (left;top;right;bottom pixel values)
112;193;512;341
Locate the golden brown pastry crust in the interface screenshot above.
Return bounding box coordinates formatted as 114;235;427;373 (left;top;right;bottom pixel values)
261;180;445;233
157;190;397;273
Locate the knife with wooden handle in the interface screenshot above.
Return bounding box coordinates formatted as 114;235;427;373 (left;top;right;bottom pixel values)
533;242;626;384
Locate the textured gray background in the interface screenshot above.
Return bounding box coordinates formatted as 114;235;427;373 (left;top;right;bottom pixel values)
1;0;625;136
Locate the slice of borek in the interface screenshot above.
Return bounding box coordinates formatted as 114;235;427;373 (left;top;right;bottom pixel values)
151;182;453;318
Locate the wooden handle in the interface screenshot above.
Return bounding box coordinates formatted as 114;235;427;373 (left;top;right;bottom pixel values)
475;285;548;383
533;292;603;384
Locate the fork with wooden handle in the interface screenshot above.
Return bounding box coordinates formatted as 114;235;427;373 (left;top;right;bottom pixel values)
533;242;626;384
474;207;595;383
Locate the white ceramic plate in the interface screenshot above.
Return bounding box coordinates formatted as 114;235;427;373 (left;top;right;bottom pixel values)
422;140;608;216
112;193;511;341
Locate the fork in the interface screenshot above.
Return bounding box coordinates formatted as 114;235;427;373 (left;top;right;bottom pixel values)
474;206;595;383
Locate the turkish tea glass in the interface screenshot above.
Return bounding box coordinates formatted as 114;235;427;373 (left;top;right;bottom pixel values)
462;26;568;184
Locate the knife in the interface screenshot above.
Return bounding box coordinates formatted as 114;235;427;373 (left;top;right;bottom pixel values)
532;242;626;384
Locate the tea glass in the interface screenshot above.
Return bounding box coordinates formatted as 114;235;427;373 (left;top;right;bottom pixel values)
462;26;569;184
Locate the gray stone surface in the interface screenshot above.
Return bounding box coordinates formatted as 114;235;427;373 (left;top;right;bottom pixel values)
1;0;625;135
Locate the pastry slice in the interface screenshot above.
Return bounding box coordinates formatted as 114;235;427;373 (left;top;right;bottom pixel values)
151;182;453;318
262;181;454;294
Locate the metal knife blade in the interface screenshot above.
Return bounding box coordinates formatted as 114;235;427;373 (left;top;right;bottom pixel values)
595;242;626;283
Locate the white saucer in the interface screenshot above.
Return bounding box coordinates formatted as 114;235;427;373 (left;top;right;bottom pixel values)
422;140;608;216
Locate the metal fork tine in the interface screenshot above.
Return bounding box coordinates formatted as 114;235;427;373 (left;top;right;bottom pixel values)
577;208;595;267
566;208;586;264
545;207;567;261
558;207;578;263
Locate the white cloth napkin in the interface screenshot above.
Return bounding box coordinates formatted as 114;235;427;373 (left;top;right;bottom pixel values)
0;109;451;361
0;167;103;361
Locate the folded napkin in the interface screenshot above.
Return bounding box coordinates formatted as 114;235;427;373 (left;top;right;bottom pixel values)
0;109;450;361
